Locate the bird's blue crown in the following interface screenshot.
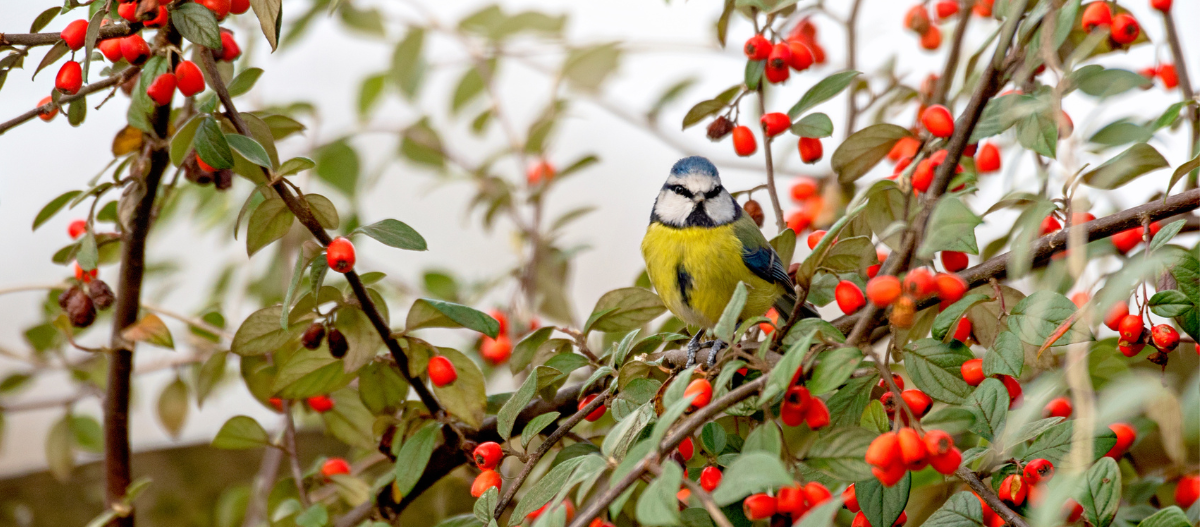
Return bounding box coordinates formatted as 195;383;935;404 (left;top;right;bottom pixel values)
670;156;718;178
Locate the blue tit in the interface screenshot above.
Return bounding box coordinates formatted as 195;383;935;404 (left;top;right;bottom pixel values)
641;156;816;368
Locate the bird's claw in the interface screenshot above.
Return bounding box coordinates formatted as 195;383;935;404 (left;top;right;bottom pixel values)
683;331;726;370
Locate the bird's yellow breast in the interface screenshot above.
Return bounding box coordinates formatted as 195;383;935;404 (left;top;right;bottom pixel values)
641;222;782;328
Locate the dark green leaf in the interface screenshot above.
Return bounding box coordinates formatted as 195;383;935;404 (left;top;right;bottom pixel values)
832;124;911;183
498;370;537;440
393;422;441;497
1071;68;1150;98
1080;457;1121;527
788;70;860;118
32;191;82;231
790;112;834;138
918;197;983;258
1082;143;1170;189
359;218;427;251
1148;219;1186;253
1008;291;1086;347
681;99;727;130
1149;290;1192;318
171;3;223;49
226;133;273;169
904;339;975;404
808;347;863;395
710;452;793;506
30;7;58;33
194;116;235;170
1137;506;1190;527
983;331;1024;378
315;140;359;195
212;416;269;449
231;305;312;356
245;198;293;256
521;411;561;448
1169;154;1200;193
636;461;682;526
931;294;989;341
226;67;264;98
923;492;985;527
406;299;499;338
714;282;747;342
805;427;875;481
585;288;666;334
857;471;911;527
965;378;1008;441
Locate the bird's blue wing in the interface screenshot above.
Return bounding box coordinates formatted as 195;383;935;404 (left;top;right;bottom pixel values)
733;216;793;288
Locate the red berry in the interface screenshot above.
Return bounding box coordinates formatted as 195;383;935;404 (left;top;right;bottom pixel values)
744;35;771;60
196;156;218;173
578;393;607;422
699;466;722;492
791;177;818;201
776;484;807;515
897;427;926;467
1064;499;1084;522
120;34;151;66
902;389;933;417
865;432;901;467
1118;340;1146;357
471;469;502;498
1043;397;1073;419
231;0;252;15
920;24;943;50
68;220;87;239
976;143;1001;173
117;2;139;22
766;43;792;77
929;447;962;475
803;482;832;508
941;251;968;272
428;356;457;387
807;230;827;250
798;137;823;164
835;280;866;314
843;484;860;512
527;159;555;185
1118;314;1144;342
904;5;931;33
1151;324;1180;352
98;37;123;62
760;112;791;137
1081;2;1112;31
146;73;177;106
1104;303;1129;331
903;268;936;298
73;261;98;283
853;512;871;527
326;237;356;273
1111;227;1143;253
866;264;881;279
731;126;757;156
527;500;574;522
879;373;905;391
474;441;503;469
1106;422;1136;458
1040;215;1062;236
1176;474;1199;509
912;159;935;193
935;0;959;19
1158;64;1179;90
197;0;232;20
999;474;1027;505
1110;13;1140;45
268;397;283;412
934;272;968;306
678;436;694;461
55;61;82;95
219;31;241;61
961;358;984;386
923;429;954;457
953;316;972;342
785;39;814;71
999;375;1022;407
866;276;902;307
743;493;777;520
61;20;89;51
873;460;907;486
888;136;921;161
144;6;169;28
175;61;206;97
307;395;334;412
1151;0;1172;11
321;457;351;478
974;0;994;16
1023;458;1054;484
921;105;954;138
480;335;512;365
804;397;830;429
684;379;713;408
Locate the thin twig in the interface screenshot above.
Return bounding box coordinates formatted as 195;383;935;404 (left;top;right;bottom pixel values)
0;22;135;47
493;391;613;517
756;86;786;232
0;66;139;135
931;0;973;106
142;302;233;340
677;468;735;527
957;467;1031;527
283;401;310;507
843;0;864;133
1159;8;1199;189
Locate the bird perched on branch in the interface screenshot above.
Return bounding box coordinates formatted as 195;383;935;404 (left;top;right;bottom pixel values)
641;156;817;368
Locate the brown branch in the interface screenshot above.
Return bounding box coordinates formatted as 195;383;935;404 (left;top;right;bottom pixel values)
568;376;768;527
843;0;864;134
677;471;735;527
757;86;786;232
103;26;180;527
196;49;443;416
1160;8;1199;189
283;402;310;506
0;22;135;47
931;0;973;106
0;66;139;136
493;390;612;517
957;467;1030;527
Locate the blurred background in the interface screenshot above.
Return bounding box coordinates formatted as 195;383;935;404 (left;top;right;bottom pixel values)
0;0;1197;525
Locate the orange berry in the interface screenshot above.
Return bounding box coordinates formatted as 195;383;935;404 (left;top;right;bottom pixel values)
921;105;955;138
428;356;458;387
1110;13;1139;45
60;20;89;50
798;137;823;163
790;177;818;201
835;280;866;314
1081;2;1112;30
807;230;827;250
866;276;902;307
732;126;757;156
761;112;791;137
307;395;334;412
480;335;512;365
1106;422;1136;458
743;493;777;520
699;466;722;492
321;457;351;478
684;379;713;408
1043;397;1072;418
471;469;502;498
961;358;984;386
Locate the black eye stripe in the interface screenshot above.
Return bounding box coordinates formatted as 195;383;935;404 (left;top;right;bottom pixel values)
704;186;723;199
668;184;693;198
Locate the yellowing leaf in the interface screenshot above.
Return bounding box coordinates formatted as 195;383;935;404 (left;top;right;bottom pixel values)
122;314;174;349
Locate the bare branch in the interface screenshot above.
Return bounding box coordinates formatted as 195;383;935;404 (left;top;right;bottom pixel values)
757;86;787;232
0;66;139;135
0;22;135;47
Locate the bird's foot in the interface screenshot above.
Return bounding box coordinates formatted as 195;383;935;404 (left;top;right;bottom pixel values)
683;331;725;370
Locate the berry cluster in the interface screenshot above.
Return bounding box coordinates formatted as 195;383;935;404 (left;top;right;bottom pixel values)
741;481;833;522
866;427;962;486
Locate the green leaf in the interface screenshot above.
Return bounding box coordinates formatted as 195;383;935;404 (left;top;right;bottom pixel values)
931;294;989;341
510;455;597;522
245;198;293;257
923;492;985;527
453;66;485;115
563;43;620;92
714;282;747;342
170;116;202;167
194;116;235;170
1008;291;1086;347
744;58;765;90
315;140;360;196
430;348;487;427
788;70;861;118
1138;506;1190;527
521;411;561;448
918;197;983;258
67;98;86;127
965;378;1009;441
857;471;911;527
76;231;98;271
1168;154;1200;193
805;427;875;481
295;505;328;527
248;0;281;49
1149;290;1192;318
212;416;269;449
334;306;382;373
1016;112;1058;159
32;190;82;231
305;194;340;230
1080;457;1121;527
1081;143;1170;189
904;339;976;404
983;331;1024;378
170;3;223;49
762;331;814;403
1072;67;1150;98
743;423;782;456
231;305;312;356
400;117;445;168
45;416;73;481
832;124;911;184
227;133;273;169
700;422;727;455
1148;219;1186;253
226;67;264;98
357;362;409;415
681;99;727;130
808;347;863;395
29;7;58;33
790;112;834;138
157;377;189;438
636;461;682;526
358;219;428;251
510;326;554;374
861;400;890;434
273;347;356;399
393;421;441;497
498;370;538;440
405;299;499;338
585;288;666;333
1023;421;1117;464
710;452;794;506
827;374;878;428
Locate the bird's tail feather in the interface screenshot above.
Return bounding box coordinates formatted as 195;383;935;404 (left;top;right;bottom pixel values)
773;289;820;322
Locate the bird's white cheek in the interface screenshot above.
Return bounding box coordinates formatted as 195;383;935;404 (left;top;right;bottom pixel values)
654;192;695;226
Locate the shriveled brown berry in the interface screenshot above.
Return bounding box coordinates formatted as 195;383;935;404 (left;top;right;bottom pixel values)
707;115;734;141
66;288;97;328
87;280;115;310
302;322;326;349
890;295;916;328
58;287;78;310
327;328;348;358
743;199;765;227
214;169;233;190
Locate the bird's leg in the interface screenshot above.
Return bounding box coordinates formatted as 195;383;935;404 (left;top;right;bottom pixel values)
706;339;726;369
686;331;700;369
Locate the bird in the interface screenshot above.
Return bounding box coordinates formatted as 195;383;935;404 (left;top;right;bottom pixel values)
641;156;816;369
